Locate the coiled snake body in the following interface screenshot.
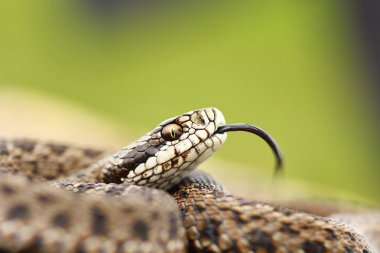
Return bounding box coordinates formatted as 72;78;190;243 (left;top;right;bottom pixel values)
0;108;376;252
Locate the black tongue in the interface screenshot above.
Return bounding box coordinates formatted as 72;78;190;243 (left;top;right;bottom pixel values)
217;123;283;174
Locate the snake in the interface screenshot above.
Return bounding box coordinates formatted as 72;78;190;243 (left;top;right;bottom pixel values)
0;107;378;253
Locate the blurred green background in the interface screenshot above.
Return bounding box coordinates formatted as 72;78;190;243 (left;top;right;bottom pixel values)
0;1;379;203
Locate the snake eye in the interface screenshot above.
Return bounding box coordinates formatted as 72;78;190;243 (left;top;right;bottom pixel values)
162;124;183;141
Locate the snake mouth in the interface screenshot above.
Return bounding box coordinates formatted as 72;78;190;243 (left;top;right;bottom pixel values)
216;124;283;173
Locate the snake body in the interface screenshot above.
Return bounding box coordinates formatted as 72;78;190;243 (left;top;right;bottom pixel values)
0;108;376;252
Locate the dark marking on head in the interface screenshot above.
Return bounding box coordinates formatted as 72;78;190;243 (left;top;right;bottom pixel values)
103;158;135;184
169;212;178;237
182;149;191;159
149;139;160;146
103;172;122;184
172;157;180;166
124;149;137;159
163;161;171;171
13;139;36;152
91;207;108;235
117;168;130;181
120;158;135;170
301;240;326;253
52;212;70;229
0;183;15;195
6;204;29;220
133;220;149;240
136;142;150;152
145;146;159;157
133;152;147;164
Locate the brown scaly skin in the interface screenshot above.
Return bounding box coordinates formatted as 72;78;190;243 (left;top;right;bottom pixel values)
171;172;372;253
0;105;376;253
330;213;380;252
0;138;106;181
0;139;375;253
0;176;187;253
0;139;187;253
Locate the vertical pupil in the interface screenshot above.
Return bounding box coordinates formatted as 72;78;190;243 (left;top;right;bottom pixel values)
162;124;182;141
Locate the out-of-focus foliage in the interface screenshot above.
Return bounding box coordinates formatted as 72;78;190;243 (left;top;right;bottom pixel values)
0;1;378;202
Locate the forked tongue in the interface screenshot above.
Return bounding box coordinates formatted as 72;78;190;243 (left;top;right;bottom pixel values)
216;123;283;175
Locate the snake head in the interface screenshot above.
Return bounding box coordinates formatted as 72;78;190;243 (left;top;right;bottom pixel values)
101;108;227;189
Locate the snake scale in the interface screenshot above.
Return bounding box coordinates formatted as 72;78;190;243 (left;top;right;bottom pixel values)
0;108;377;253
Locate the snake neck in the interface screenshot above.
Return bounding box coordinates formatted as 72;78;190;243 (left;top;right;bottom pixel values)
169;170;229;197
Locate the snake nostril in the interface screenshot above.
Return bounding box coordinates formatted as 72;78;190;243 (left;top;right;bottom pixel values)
191;111;207;126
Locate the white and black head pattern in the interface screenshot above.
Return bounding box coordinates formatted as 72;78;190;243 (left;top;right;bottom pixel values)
100;108;227;189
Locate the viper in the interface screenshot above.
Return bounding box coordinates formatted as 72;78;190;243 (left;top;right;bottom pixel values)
0;108;377;252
